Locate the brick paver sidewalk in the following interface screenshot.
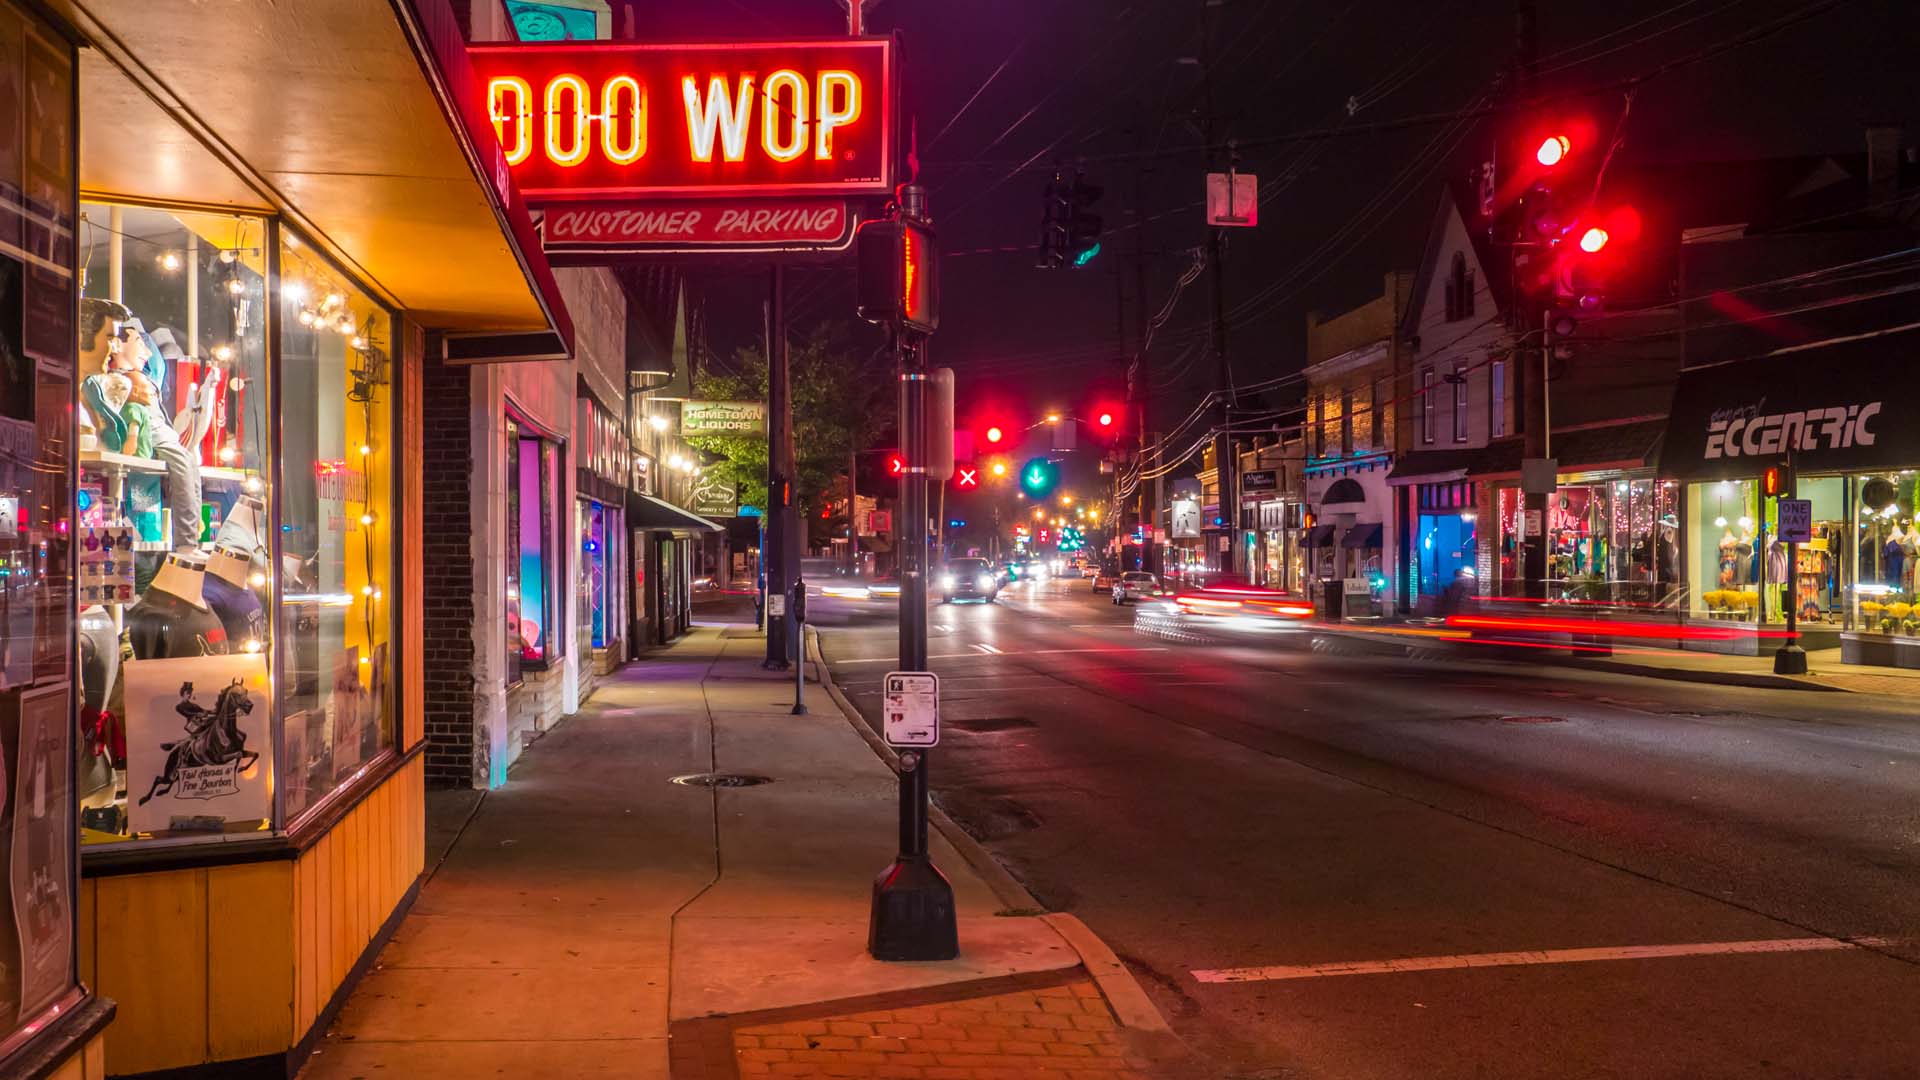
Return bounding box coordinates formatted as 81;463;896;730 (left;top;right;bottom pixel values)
732;979;1155;1079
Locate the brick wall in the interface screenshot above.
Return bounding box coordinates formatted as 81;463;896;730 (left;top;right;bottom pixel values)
422;360;477;786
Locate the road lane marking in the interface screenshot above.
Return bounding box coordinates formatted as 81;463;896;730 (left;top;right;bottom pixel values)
1191;937;1894;983
973;643;1003;654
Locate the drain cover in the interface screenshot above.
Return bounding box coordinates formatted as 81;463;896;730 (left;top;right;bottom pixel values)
1499;715;1565;724
670;772;774;788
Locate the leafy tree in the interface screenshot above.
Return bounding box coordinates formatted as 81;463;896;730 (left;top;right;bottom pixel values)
686;323;889;526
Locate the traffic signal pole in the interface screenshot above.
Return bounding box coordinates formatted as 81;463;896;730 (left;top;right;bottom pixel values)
870;183;958;962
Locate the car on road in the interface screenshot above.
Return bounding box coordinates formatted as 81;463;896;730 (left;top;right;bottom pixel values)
1169;575;1314;621
1090;569;1117;593
1111;571;1161;604
938;558;1000;603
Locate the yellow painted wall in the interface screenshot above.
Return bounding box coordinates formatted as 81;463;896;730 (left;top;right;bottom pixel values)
42;1029;108;1080
82;756;424;1075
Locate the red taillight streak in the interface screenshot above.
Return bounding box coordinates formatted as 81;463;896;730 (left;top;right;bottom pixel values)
1446;613;1796;642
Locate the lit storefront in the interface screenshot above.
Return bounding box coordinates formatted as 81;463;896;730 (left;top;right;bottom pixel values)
32;0;575;1074
1664;334;1920;664
576;391;630;686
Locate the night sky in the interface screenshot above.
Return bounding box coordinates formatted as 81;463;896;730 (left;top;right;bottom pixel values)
632;0;1918;449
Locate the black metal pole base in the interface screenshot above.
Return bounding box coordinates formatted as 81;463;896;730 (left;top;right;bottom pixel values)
868;856;959;961
1773;643;1809;675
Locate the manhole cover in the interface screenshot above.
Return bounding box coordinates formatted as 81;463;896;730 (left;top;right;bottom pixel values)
1499;715;1565;724
670;772;775;788
952;716;1035;733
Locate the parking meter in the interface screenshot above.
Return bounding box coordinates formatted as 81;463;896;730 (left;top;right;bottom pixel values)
789;577;808;715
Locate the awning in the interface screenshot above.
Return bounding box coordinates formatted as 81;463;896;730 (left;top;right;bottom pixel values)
629;495;724;535
1388;444;1520;485
1341;523;1383;549
1661;331;1920;480
1304;524;1337;547
63;0;574;360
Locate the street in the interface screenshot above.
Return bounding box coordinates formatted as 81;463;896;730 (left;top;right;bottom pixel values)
813;577;1920;1079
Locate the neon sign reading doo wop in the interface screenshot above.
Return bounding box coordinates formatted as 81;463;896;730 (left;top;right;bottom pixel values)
467;39;895;201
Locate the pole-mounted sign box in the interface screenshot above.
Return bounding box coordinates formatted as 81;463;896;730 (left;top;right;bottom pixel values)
468;37;897;202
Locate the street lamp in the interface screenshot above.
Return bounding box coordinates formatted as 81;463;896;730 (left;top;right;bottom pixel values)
1045;413;1061;424
1060;495;1073;506
1032;508;1044;521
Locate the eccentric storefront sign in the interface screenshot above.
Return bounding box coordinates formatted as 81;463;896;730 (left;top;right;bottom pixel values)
540;198;855;257
467;38;895;201
681;400;766;435
1664;336;1920;477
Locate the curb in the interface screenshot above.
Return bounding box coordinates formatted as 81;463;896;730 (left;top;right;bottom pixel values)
807;627;1045;914
806;627;1190;1056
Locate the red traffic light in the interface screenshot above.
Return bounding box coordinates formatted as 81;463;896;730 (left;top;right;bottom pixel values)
1097;411;1114;427
985;425;1004;444
1536;134;1571;167
888;454;905;476
1764;466;1784;498
1578;226;1609;253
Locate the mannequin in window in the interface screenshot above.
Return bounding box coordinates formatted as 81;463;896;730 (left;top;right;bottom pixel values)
1718;528;1738;586
1903;520;1918;593
126;553;230;659
116;321;205;551
1886;524;1907;590
202;545;265;649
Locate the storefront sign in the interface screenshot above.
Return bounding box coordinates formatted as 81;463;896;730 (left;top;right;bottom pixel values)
541;199;857;257
1522;507;1543;537
577;395;629;493
681;400;766;435
123;654;272;836
1242;469;1278;494
631;452;653;495
1664;336;1920;478
689;475;738;517
467;39;895;202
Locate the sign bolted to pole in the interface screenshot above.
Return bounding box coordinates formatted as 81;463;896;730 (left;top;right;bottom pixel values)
881;672;939;747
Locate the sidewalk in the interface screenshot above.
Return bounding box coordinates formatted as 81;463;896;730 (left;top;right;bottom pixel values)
1302;617;1920;695
298;625;1186;1080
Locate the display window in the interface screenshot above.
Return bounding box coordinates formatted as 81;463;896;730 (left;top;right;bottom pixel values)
76;203;274;843
506;421;561;674
276;229;395;822
1760;475;1844;627
1848;471;1918;635
69;209;397;843
1688;479;1761;619
1547;477;1675;604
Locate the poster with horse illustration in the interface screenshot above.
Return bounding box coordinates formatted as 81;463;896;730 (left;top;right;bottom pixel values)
124;653;271;836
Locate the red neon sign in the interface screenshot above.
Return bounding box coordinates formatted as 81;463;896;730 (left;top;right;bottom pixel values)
955;467;978;489
467;39;895;202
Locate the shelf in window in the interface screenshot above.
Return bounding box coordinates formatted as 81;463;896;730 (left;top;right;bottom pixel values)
80;448;167;475
200;466;256;485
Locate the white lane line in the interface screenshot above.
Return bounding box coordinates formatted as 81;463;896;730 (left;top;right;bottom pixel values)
1192;937;1890;984
973;643;1003;654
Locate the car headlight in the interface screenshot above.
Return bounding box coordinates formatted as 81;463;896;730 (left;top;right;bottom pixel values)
976;574;994;589
938;575;956;590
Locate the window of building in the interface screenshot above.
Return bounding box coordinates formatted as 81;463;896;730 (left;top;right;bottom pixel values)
506;420;562;675
1339;389;1353;456
1452;361;1468;443
1420;367;1436;444
1369;379;1383;449
1444;252;1474;321
1310;395;1324;458
1490;359;1507;438
277;228;397;822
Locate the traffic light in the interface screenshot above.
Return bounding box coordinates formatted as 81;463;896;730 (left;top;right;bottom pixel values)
984;425;1005;446
989;458;1009;479
955;464;978;490
1067;173;1102;268
856;218;939;332
1019;457;1059;498
1763;464;1791;499
1037;175;1069;269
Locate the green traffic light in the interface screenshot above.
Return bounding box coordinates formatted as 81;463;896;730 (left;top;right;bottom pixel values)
1072;242;1101;268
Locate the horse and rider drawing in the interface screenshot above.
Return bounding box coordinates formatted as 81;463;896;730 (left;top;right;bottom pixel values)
137;678;258;806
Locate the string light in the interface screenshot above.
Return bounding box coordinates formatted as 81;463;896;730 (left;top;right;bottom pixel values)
648;415;669;432
226;277;246;297
242;639;261;654
350;335;366;350
157;252;181;272
219;446;238;464
361;584;374;596
297;310;316;327
248;572;268;588
358;443;372;456
211;344;234;362
243;476;264;494
219;248;238;264
282;280;308;304
230;377;246;392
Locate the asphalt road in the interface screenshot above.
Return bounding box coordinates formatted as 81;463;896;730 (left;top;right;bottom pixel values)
810;574;1920;1079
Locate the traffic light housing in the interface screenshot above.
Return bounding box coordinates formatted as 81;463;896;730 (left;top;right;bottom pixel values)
1037;170;1102;269
1763;464;1791;499
856;218;939;332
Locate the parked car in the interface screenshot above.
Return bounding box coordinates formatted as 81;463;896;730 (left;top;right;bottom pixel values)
938;557;1000;603
1111;571;1161;604
1091;569;1117;593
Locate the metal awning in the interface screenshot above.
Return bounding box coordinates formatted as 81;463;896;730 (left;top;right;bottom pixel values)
61;0;574;360
1304;524;1337;547
629;495;723;535
1341;523;1383;549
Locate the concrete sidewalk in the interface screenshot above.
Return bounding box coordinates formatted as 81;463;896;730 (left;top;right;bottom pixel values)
299;626;1185;1080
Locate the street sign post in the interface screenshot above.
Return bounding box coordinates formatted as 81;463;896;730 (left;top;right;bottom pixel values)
881;672;939;747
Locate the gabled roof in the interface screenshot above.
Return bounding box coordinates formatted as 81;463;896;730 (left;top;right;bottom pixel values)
1399;179;1510;341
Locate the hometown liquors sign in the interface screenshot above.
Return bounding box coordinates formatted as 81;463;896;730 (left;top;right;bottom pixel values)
681;400;766;436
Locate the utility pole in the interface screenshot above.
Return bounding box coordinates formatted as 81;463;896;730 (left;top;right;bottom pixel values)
1199;0;1236;577
1514;0;1550;598
765;264;796;669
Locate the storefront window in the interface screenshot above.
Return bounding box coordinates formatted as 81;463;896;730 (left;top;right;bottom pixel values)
506;423;560;671
1547;478;1674;604
1689;479;1760;619
584;501;608;649
1849;472;1918;635
76;202;274;844
1762;475;1845;626
278;229;395;822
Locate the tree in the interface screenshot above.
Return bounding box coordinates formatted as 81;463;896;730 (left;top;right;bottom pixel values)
686;322;889;528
